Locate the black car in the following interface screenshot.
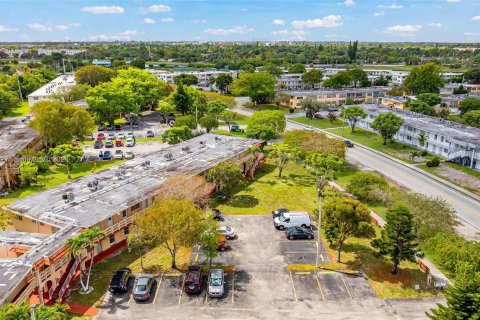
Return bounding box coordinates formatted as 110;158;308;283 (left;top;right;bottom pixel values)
272;208;289;219
212;209;223;221
94;140;104;149
109;268;132;293
114;124;122;131
285;226;314;240
344;140;354;148
106;124;114;131
167;113;176;121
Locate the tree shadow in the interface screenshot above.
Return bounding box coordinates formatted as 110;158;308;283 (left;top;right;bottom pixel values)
227;195;259;208
285;173;315;187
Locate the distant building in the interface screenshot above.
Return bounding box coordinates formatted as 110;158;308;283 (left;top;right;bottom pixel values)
37;49;85;56
440;84;480;95
26;74;76;107
379;96;410;110
148;70;238;87
91;59;112;67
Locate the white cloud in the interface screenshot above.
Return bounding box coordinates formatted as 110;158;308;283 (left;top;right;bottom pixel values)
193;19;207;24
69;23;81;28
446;0;461;3
383;24;422;36
55;25;69;31
342;0;355;7
88;34;131;41
19;34;29;40
374;10;385;16
377;3;403;9
141;4;171;14
204;25;254;35
472;16;480;21
0;25;19;32
143;18;156;24
324;33;348;38
81;6;124;14
428;22;442;28
272;19;285;26
271;29;306;40
465;32;480;36
119;30;139;36
160;17;174;22
27;23;53;31
292;15;343;29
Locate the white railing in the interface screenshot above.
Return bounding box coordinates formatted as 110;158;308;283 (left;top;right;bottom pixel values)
103;210;145;236
57;258;80;300
15;279;37;304
447;149;471;160
48;283;55;299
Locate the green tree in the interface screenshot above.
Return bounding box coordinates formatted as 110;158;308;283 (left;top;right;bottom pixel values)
199;114;219;133
370;112;405;145
262;63;283;77
206;161;244;197
267;143;299;177
130;58;146;69
459;97;480;115
51;83;90;103
346;172;388;204
246;110;286;140
348;67;370;87
372;202;417;274
0;90;20;119
418;131;427;147
19;161;38;186
65;227;106;292
464;67;480;84
373;75;389;86
30;101;95;148
408;100;436;116
219;110;237;131
173;115;197;130
465;110;480;128
0;301;68;320
161;126;193;144
323;71;352;89
173;74;199;86
301;69;324;89
288;63;306;74
215;73;234;93
273;92;290;108
416;93;442;106
200;217;221;266
230;72;277;105
341;106;367;133
404;63;444;94
206;100;227;117
169;84;191;115
51;144;84;179
75;65;115;87
324;197;375;262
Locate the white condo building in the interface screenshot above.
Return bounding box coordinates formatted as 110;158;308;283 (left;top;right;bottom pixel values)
27;74;75;107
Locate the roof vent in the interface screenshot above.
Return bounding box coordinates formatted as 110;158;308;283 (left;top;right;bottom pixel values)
164;153;173;161
87;180;99;191
63;192;74;203
142;160;151;169
181;146;191;153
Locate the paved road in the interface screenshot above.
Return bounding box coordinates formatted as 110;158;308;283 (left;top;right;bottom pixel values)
232;107;480;233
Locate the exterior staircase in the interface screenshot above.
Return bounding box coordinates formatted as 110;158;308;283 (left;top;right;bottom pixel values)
51;257;80;301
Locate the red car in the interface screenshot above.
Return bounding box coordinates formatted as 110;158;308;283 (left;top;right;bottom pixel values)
217;236;230;251
184;266;203;294
96;133;105;140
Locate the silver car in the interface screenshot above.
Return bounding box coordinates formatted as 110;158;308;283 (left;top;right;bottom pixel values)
218;226;235;240
133;274;154;302
208;269;224;298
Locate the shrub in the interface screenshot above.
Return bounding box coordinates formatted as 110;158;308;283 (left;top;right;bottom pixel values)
346;172;388;204
426;156;440;167
243;102;255;108
289;108;295;113
420;150;428;157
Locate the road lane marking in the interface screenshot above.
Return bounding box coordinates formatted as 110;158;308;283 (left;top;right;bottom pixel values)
341;274;353;300
178;275;185;304
288;270;298;302
315;273;325;300
153;275;163;304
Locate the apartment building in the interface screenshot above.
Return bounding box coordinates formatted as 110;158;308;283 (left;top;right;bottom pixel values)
26;74;75;107
440;83;480;95
37;49;85;56
0;118;41;190
0;134;261;305
148;70;238;87
286;87;391;108
91;59;112;67
356;104;479;170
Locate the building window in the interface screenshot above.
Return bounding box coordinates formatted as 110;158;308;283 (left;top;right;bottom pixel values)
39;222;44;226
122;210;127;219
124;227;129;235
444;148;448;153
131;203;141;211
434;134;438;140
406;136;412;140
441;137;444;143
109;235;115;245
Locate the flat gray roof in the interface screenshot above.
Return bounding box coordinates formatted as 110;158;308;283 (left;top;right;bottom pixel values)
286;87;391;96
0;118;38;168
0;231;49;247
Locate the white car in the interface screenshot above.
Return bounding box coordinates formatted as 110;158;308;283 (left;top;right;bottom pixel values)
113;150;124;160
208;269;225;298
126;132;135;139
125;151;134;159
117;132;126;139
125;137;135;147
218;226;235;240
303;126;314;132
107;132;116;140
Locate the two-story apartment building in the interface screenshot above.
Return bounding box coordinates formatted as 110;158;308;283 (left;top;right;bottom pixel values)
286;87;391;108
0;134;261;305
27;74;75;107
356;105;480;170
440;84;480;95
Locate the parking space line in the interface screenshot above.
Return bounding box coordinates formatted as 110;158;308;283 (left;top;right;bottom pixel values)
340;274;353;300
319;253;324;262
295;272;311;275
284;251;318;254
288;270;298;302
153;275;163;304
178;275;185;304
165;273;182;277
315;273;325;300
281;240;315;243
194;254;199;263
231;270;235;304
318;271;336;274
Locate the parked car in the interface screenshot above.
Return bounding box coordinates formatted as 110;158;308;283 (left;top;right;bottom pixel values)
208;269;224;298
125;151;135;159
94;140;104;149
327;107;339;112
109;268;132;293
105;140;114;148
303;126;314;131
115;138;123;147
344;140;354;148
285;226;314;240
117;132;126;139
102;150;112;160
133;274;154;302
106;124;114;131
167;113;176;121
114;124;122;131
217;236;230;251
313;112;324;119
97;124;105;131
272;208;289;219
126;132;135;139
146;130;154;138
98;151;103;158
218;226;235;240
114;150;124;160
96;133;105;140
274;211;311;230
107;132;115;140
184;266;203;294
126;137;135;147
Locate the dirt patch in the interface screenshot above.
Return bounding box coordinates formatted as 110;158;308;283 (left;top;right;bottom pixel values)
395;151;427;163
430;164;480;194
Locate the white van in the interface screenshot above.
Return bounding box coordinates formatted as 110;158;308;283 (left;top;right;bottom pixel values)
273;211;311;230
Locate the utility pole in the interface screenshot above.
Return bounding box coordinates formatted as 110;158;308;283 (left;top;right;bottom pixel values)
316;194;322;268
16;74;23;101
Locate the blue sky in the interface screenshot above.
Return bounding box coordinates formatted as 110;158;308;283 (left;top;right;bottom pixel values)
0;0;479;42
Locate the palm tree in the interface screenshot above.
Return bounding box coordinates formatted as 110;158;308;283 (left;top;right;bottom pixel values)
65;227;106;292
418;131;427;147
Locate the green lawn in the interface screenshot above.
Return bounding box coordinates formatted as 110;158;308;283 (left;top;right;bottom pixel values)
326;127;418;162
447;114;466;125
293;117;345;129
66;245;192;307
212;129;247;138
245;104;292;114
7;101;30;118
0;161;122;207
231;112;250;125
214;163;318;215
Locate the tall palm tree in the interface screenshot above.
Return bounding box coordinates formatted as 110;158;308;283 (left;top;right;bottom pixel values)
65;227;106;292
